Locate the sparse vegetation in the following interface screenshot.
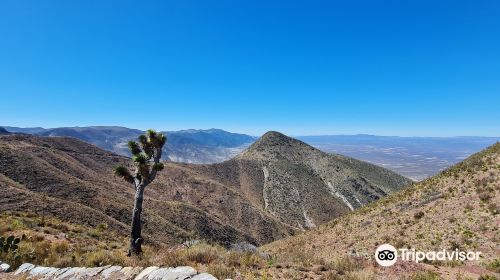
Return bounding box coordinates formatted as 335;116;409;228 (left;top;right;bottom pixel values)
478;275;498;280
406;271;442;280
0;212;272;278
0;212;133;269
263;143;500;279
485;258;500;273
414;211;425;220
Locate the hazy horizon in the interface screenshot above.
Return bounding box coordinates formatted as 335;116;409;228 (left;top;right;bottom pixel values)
3;124;500;138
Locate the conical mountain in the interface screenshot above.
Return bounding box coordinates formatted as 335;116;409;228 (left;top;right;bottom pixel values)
238;131;412;210
238;131;321;162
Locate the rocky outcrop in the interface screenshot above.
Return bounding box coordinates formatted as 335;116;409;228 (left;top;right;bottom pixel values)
0;261;11;272
3;262;218;280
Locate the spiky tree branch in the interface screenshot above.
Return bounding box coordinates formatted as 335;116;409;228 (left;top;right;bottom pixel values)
113;129;166;256
115;130;166;188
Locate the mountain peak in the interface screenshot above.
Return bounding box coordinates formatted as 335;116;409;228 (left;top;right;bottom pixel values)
237;131;317;161
260;131;290;141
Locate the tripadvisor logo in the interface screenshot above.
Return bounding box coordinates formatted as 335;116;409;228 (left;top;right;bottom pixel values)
374;244;481;267
375;244;397;266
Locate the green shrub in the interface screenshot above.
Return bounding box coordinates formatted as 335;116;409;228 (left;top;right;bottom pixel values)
486;258;500;273
408;271;442;280
478;275;497;280
414;211;425;220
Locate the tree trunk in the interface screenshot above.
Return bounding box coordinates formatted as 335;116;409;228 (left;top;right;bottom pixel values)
128;184;145;256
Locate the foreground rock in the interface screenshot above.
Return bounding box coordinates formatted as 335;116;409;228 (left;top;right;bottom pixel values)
0;261;11;273
5;263;218;280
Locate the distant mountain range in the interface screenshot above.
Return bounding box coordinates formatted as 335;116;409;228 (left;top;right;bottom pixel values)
0;132;410;246
2;126;498;180
3;126;256;164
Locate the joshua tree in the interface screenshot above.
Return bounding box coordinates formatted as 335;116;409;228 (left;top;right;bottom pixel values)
114;129;166;256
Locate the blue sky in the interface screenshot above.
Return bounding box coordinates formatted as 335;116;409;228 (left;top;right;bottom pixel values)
0;1;499;136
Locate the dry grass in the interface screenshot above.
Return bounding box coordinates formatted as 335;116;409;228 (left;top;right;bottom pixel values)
403;271;442;280
0;211;274;279
0;211;135;269
150;242;268;279
0;211;379;279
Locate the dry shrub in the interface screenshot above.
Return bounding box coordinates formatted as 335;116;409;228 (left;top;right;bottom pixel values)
84;250;127;267
207;263;236;279
406;271;441;280
0;212;131;269
184;243;222;264
329;257;363;275
324;269;375;280
156;250;187;267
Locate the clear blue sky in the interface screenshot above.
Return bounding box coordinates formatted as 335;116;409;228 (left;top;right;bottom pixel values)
1;1;499;136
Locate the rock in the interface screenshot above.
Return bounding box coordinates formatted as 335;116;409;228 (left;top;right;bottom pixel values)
57;233;68;240
14;263;35;275
133;266;159;280
101;266;123;278
146;266;196;280
76;266;109;278
182;239;201;248
9;263;217;280
229;242;269;259
114;266;143;279
53;266;85;279
29;266;53;276
229;242;258;253
0;262;11;272
49;267;71;279
311;264;327;273
190;273;218;280
40;267;64;279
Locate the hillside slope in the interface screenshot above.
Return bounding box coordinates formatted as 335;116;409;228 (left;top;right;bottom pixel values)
0;132;410;248
0;135;284;247
0;127;10;135
237;131;412;226
264;142;500;279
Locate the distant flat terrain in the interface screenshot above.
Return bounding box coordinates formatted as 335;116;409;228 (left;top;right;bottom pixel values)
299;135;499;181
